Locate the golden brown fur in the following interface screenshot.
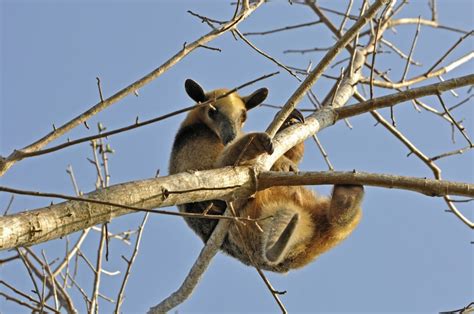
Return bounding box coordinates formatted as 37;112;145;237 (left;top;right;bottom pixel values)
215;129;363;272
169;79;364;273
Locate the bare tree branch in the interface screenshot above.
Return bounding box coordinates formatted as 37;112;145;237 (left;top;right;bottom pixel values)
337;74;474;120
148;206;233;313
258;171;474;198
2;165;473;251
115;213;149;314
266;0;390;138
387;18;471;34
243;20;321;36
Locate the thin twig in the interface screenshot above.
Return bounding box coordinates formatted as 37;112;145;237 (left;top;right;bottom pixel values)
0;254;19;264
77;249;119;277
198;44;222;52
115;213;149;314
53;229;90;278
400;17;421;82
339;0;354;32
312;135;334;170
234;29;301;80
318;5;358;20
369;18;382;99
92;226;134;245
66;165;81;196
91;140;105;189
96;77;104;103
0;280;59;313
41;250;59;312
89;224;107;314
16;249;43;304
431;145;472;161
436;94;473;147
449;94;473;112
0;292;40;311
387;18;471;35
429;0;437;21
231;0;241;21
62;273;91;307
3;194;14;216
243;20;321;36
380;38;422;66
283;46;332;54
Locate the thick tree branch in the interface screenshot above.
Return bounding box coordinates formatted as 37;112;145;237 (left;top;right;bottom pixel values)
2;167;473;250
0;167;256;250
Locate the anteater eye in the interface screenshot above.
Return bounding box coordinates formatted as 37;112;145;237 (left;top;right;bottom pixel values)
241;110;247;123
208;106;218;120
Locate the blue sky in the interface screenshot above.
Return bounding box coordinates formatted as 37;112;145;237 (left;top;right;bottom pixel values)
1;0;473;313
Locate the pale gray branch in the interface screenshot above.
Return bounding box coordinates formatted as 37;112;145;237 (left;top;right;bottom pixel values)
148;207;232;313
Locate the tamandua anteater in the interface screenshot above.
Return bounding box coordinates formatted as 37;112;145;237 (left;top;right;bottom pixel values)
169;79;364;272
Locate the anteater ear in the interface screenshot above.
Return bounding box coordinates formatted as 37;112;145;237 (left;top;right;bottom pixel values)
243;88;268;111
185;79;207;103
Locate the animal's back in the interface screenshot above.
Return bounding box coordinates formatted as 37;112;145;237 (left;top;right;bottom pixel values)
169;122;227;242
169;123;223;175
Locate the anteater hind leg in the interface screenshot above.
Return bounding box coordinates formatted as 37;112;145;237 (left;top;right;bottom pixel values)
328;185;364;226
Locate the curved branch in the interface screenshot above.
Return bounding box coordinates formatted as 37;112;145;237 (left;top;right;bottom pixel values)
0;1;264;177
359;49;473;89
387;18;471;34
147;206;232;313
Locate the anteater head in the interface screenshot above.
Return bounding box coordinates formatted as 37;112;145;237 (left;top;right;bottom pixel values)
184;79;268;145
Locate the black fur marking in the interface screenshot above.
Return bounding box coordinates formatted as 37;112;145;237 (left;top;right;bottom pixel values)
172;123;218;153
182;200;226;242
